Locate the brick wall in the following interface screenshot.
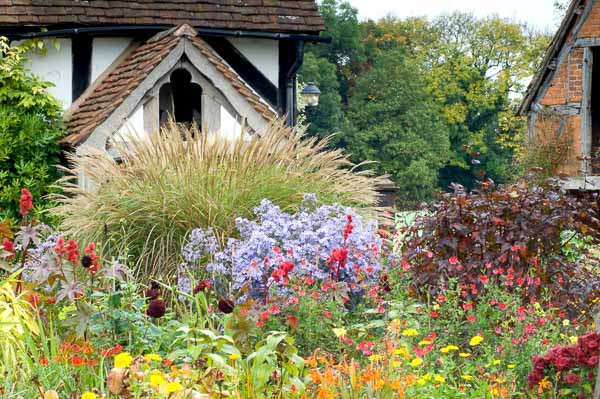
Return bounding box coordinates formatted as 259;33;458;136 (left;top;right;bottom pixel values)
578;0;600;38
533;113;581;176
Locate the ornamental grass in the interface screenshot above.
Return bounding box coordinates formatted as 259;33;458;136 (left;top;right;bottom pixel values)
51;120;387;279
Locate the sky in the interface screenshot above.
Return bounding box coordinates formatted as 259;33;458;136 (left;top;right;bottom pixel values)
346;0;560;32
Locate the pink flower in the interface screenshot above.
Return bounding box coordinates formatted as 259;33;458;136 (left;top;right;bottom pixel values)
479;275;489;284
467;315;476;322
311;292;321;299
269;305;280;315
287;297;298;305
449;256;459;265
323;310;332;318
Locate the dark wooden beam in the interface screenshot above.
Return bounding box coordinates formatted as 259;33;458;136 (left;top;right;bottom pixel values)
71;35;92;102
202;36;278;109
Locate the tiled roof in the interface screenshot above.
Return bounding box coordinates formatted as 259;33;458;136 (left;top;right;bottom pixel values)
0;1;324;33
62;24;278;146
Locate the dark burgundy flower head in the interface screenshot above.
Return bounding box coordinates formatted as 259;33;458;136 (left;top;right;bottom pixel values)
145;281;161;300
193;279;211;294
81;255;92;268
146;299;166;318
217;298;235;314
565;373;582;385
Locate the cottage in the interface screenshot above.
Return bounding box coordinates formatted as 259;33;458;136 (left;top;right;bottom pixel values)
519;0;600;189
0;1;325;155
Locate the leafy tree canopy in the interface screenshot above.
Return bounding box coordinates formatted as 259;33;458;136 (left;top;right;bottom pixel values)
299;2;550;206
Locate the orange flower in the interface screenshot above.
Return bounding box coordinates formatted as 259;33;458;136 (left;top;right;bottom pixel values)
70;355;84;367
38;356;49;366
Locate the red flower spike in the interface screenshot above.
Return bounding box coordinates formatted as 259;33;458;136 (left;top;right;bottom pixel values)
19;188;33;217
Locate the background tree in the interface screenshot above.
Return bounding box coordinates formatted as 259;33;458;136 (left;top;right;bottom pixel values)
0;37;64;221
300;2;550;207
344;49;450;204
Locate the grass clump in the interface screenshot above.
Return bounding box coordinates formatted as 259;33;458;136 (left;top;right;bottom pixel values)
51;120;387;278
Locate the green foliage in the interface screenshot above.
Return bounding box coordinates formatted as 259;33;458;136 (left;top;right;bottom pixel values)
344;49;450;204
0;37;64;222
299;3;551;206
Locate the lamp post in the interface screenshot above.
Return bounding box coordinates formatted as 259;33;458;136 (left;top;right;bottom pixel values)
300;82;321;107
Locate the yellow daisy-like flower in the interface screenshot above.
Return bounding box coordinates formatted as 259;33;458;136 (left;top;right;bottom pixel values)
440;345;459;353
402;328;419;337
395;347;410;357
149;372;167;387
165;382;183;393
459;352;471;358
410;357;423;367
144;354;162;362
418;340;432;347
333;327;347;338
492;359;502;365
434;375;445;384
369;354;383;362
81;393;97;399
507;364;516;369
114;352;133;369
392;360;402;368
229;353;241;360
462;375;475;381
469;336;483;346
562;319;570;326
416;378;427;386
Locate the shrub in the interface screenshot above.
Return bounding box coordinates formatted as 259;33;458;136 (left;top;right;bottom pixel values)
401;176;600;315
52;121;387;278
0;37;64;222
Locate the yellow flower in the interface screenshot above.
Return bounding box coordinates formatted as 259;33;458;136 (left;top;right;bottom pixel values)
469;336;483;346
402;328;419;337
410;357;423;367
418;340;432;347
462;375;475;381
416;378;426;386
440;345;459;353
229;353;241;360
492;359;502;365
433;304;441;311
165;382;183;393
369;354;383;362
114;352;133;369
507;364;516;369
395;347;410;357
459;352;471;358
388;319;402;333
490;387;500;396
333;327;347;337
149;372;167;387
81;393;97;399
562;319;570;326
392;360;402;367
434;375;445;384
570;336;578;345
144;354;162;362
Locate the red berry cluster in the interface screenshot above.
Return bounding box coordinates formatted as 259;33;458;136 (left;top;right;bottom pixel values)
19;188;33;217
2;238;14;258
54;238;81;264
528;332;600;390
83;243;100;272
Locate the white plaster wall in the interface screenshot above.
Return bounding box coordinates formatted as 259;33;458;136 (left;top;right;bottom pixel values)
91;37;132;83
227;38;279;87
24;38;73;109
219;106;242;139
115;105;146;142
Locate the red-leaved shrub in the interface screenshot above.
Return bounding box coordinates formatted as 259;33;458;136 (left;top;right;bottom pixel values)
401;177;600;315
